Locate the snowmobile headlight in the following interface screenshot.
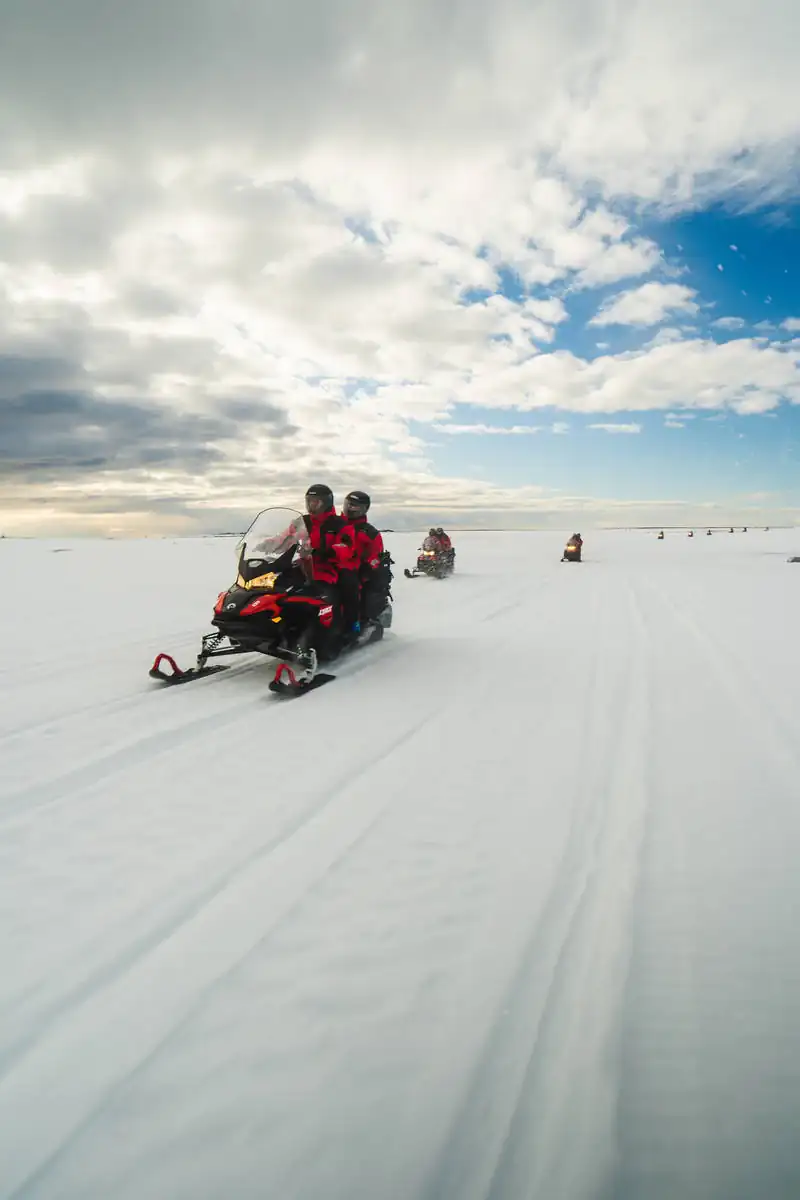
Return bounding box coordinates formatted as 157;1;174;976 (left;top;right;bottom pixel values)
243;571;278;590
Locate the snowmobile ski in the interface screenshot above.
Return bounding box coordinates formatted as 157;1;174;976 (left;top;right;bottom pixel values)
149;652;229;685
268;662;336;697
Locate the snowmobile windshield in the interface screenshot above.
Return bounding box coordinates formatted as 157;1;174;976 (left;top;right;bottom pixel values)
422;535;438;551
239;508;310;564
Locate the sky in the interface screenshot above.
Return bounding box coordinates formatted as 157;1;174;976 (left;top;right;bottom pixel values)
1;0;799;535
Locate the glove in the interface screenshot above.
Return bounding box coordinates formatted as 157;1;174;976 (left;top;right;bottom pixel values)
332;540;356;564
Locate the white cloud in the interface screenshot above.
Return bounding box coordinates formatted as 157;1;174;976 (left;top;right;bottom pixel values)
0;0;798;532
589;423;642;434
433;423;540;435
643;326;688;348
373;336;800;420
590;282;699;327
713;316;747;330
782;318;800;332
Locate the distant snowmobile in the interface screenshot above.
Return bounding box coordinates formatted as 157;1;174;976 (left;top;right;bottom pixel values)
688;530;694;537
404;535;455;579
149;507;392;697
562;535;583;562
657;530;665;540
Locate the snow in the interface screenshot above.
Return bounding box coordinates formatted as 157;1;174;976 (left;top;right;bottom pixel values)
2;528;800;1199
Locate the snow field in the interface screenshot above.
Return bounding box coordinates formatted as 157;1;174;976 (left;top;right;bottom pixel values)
1;529;800;1199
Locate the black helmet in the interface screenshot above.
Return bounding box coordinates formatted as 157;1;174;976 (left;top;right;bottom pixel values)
343;490;371;518
305;483;333;513
429;527;438;536
436;527;444;536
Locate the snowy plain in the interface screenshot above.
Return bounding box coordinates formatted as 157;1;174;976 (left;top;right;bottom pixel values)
2;527;800;1200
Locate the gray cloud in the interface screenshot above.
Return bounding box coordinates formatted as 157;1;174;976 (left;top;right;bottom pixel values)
0;388;224;479
215;397;293;426
0;354;88;398
0;353;297;482
0;174;164;272
0;0;367;159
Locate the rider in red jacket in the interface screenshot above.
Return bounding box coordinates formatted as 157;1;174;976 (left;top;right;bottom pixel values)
303;484;360;634
433;527;452;552
343;490;393;625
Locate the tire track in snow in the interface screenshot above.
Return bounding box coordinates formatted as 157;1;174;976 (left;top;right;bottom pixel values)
0;708;435;1200
0;692;263;823
0;564;560;1197
422;575;654;1200
0;641;405;1066
604;573;800;1199
0;650;266;746
635;577;800;778
0;636;400;826
599;617;709;1200
0;615;517;1193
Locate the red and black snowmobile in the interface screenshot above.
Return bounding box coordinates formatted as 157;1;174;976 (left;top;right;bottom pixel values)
149;507;391;697
404;535;455;579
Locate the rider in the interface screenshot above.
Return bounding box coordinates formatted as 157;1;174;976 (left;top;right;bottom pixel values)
303;484;359;634
435;527;452;551
426;527;451;552
342;490;393;625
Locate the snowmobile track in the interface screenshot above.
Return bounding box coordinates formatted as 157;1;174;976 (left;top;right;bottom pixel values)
0;711;434;1200
416;580;653;1200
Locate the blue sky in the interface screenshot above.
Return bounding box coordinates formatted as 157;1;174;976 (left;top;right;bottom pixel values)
421;201;800;515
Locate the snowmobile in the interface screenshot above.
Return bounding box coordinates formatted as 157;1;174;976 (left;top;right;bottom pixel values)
149;507;392;697
657;530;665;540
404;535;455;579
561;539;582;562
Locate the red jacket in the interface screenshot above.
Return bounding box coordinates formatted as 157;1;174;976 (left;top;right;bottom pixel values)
303;509;356;584
350;515;385;576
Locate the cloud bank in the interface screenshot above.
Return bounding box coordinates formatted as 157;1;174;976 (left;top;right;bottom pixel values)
1;0;798;531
